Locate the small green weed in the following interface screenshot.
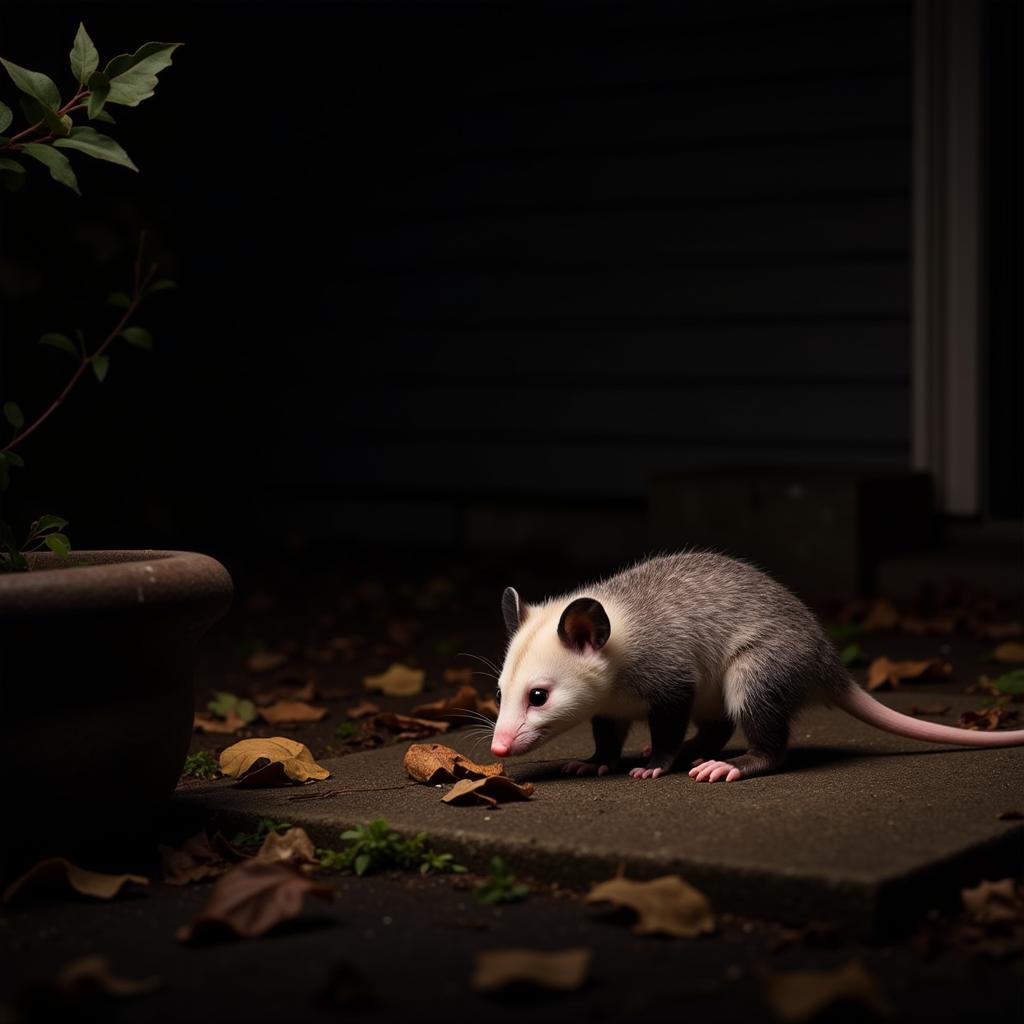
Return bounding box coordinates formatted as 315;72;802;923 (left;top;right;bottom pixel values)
182;750;220;780
208;691;257;723
839;643;862;667
474;857;529;904
317;818;466;876
231;818;292;854
335;721;358;740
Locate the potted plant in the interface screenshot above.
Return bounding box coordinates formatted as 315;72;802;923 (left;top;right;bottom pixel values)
0;25;232;874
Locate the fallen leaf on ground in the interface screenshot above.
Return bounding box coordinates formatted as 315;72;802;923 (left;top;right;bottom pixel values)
193;711;247;734
479;698;499;718
761;960;893;1023
443;776;534;807
993;642;1024;664
865;656;952;691
372;712;450;739
585;874;714;938
471;948;591;993
444;667;476;687
253;679;317;705
246;650;289;674
177;859;333;942
412;685;494;724
4;859;148;904
346;700;380;719
961;879;1019;925
404;743;505;784
49;954;160;998
901;616;956;635
254;827;319;869
958;706;1022;731
161;833;228;886
259;700;328;724
909;704;951;717
220;737;330;786
861;599;901;632
976;622;1023;640
363;663;425;696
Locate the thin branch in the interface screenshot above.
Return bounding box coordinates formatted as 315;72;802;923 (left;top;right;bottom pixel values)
2;86;88;150
2;235;155;455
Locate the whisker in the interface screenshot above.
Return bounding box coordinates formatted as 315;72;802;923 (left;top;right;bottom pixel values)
457;651;501;675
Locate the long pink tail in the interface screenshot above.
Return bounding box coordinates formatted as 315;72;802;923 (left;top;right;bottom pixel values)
836;684;1024;748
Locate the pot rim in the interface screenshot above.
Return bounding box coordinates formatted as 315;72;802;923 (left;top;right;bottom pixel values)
0;549;233;617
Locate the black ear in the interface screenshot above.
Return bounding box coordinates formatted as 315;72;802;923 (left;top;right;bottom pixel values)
501;587;527;635
557;597;610;653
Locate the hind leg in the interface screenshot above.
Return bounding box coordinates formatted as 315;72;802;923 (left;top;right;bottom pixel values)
689;713;789;783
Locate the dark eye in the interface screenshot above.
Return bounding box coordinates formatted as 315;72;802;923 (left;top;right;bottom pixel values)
528;688;548;707
495;688;501;707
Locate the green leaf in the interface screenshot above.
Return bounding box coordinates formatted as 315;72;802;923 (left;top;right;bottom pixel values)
39;332;78;355
354;854;371;877
0;158;24;175
839;643;862;667
0;58;61;111
5;451;23;468
104;42;181;107
0;100;12;134
92;354;109;382
235;698;257;724
147;278;178;293
106;291;131;309
36;514;69;532
3;402;24;430
120;325;152;349
92;109;116;125
44;533;71;557
86;71;110;119
54;126;138;172
37;103;72;138
70;23;100;84
208;691;238;718
20;143;80;195
993;669;1024;696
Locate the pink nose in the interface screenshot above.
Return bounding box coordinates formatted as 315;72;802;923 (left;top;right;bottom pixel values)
491;740;511;757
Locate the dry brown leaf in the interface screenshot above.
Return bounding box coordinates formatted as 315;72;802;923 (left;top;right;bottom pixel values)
901;616;956;635
444;667;476;687
585;874;714;938
3;858;148;904
993;642;1024;664
372;712;450;738
761;960;893;1023
160;833;228;886
977;622;1023;640
961;879;1019;924
254;827;319;869
193;711;247;734
51;954;160;998
346;700;381;719
909;704;951;717
177;859;332;942
865;656;953;691
246;650;289;674
958;706;1022;731
253;679;317;706
363;663;425;696
443;776;534;807
404;743;505;784
219;736;330;786
259;700;328;724
479;698;499;718
472;948;590;993
412;684;493;724
861;599;901;632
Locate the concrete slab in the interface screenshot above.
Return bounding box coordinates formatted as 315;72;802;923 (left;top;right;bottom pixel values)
174;692;1024;935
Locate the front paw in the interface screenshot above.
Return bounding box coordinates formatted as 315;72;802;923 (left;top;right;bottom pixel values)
628;757;673;780
562;759;617;777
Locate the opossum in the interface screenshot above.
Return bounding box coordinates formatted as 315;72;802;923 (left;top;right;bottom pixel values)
489;552;1024;782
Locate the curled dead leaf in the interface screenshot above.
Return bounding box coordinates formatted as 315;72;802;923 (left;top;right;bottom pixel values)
363;663;425;696
993;642;1024;664
160;833;228;886
220;737;330;786
472;948;591;993
254;827;319;869
3;858;148;904
585;874;714;938
958;706;1022;731
865;656;952;691
193;711;247;734
443;775;534;807
346;700;381;719
259;700;328;724
412;684;495;724
404;743;505;784
761;960;893;1023
246;650;289;674
177;859;333;942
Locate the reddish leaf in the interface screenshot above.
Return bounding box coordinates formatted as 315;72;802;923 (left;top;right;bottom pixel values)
404;743;505;784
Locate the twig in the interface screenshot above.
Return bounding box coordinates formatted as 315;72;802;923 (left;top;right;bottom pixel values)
286;782;419;802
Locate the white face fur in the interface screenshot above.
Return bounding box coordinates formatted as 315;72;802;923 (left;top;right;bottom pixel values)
490;595;621;758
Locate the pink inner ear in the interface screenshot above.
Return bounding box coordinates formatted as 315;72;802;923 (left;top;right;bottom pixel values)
563;612;597;652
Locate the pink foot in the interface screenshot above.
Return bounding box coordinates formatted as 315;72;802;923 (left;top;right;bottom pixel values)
688;759;743;783
562;760;613;777
628;766;666;780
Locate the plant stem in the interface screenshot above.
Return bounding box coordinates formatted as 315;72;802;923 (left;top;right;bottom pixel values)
1;235;156;456
3;86;88;149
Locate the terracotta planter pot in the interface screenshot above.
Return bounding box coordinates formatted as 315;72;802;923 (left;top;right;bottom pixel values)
0;550;232;874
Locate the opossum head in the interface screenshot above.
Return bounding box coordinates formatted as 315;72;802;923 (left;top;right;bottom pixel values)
491;587;618;757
